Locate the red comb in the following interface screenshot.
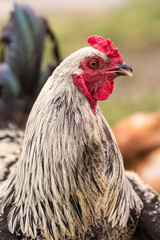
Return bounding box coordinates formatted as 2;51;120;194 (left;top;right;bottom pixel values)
87;35;123;62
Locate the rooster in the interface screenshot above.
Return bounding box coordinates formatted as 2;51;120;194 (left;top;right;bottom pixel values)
0;4;61;128
0;35;160;240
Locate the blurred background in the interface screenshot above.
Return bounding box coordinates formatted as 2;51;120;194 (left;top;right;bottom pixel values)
0;0;160;191
0;0;160;124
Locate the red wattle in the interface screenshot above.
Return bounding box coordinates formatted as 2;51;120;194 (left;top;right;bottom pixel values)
73;74;97;113
93;80;114;101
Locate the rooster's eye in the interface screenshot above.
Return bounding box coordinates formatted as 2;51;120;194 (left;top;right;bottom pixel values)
87;59;99;70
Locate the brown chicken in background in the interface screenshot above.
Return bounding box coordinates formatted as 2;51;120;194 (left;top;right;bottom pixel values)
113;110;160;193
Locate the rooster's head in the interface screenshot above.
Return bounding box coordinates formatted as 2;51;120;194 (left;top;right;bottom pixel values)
73;35;132;113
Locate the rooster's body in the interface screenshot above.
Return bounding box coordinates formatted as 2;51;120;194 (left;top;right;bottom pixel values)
0;36;160;240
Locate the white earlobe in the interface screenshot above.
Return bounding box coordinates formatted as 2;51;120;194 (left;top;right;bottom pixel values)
73;68;84;75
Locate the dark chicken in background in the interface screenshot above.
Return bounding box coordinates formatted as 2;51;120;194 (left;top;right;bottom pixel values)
0;35;160;240
0;4;61;128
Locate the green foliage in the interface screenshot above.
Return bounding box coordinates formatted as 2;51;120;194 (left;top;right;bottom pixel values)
47;0;160;57
99;90;160;126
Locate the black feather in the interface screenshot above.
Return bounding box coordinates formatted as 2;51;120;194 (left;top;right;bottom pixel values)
0;4;61;127
129;177;160;240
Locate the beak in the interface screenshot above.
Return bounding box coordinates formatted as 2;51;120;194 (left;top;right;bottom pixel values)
116;61;133;77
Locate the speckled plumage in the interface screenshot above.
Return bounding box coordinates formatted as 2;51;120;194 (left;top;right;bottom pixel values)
0;125;23;183
0;43;160;240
